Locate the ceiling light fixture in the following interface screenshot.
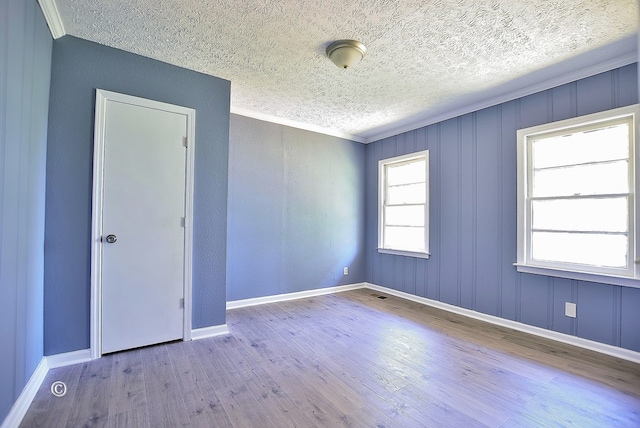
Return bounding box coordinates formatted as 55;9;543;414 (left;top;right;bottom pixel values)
326;40;367;69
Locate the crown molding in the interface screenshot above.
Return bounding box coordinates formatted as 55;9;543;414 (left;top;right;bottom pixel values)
361;34;639;143
37;0;66;39
230;106;366;143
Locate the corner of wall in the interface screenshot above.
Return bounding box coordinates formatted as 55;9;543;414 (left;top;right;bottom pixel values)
0;358;48;428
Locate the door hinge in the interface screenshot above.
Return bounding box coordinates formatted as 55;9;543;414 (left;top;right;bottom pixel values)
183;136;188;148
180;217;186;228
179;298;185;308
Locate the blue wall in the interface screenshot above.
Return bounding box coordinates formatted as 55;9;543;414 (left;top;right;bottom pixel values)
0;0;51;421
44;36;230;355
227;115;366;301
2;7;634;423
366;63;640;352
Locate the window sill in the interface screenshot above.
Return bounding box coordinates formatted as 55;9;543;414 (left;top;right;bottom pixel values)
378;248;430;259
513;263;640;289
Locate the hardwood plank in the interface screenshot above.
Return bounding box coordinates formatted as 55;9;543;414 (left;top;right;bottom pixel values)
186;387;234;428
391;383;488;428
226;305;283;342
65;355;114;427
139;344;191;427
168;340;234;428
268;367;350;427
192;338;260;390
348;291;640;394
238;376;321;427
502;374;640;427
275;357;399;427
19;363;83;427
107;407;150;428
216;382;280;428
20;288;640;428
108;348;147;414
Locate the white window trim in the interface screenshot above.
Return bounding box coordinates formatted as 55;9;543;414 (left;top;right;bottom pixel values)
516;104;640;288
378;150;430;259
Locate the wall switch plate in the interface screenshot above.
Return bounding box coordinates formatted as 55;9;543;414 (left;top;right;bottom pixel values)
565;302;577;318
343;267;348;275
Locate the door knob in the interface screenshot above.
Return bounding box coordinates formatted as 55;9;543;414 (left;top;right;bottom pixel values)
105;234;117;244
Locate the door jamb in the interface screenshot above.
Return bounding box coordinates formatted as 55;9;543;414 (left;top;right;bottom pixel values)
90;89;196;359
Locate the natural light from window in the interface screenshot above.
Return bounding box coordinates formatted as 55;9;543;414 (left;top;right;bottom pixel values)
517;104;639;287
379;151;429;258
530;123;629;268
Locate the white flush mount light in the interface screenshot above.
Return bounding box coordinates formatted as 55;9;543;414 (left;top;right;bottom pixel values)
326;40;367;69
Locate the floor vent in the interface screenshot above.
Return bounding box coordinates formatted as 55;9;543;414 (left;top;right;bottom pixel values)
370;293;389;300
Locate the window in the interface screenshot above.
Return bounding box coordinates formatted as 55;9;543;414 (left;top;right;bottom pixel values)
378;151;429;258
516;104;639;287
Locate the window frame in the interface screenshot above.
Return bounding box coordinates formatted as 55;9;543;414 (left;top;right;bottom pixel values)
516;104;640;288
378;150;430;259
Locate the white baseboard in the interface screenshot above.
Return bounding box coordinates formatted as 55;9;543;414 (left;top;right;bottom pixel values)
45;349;92;369
1;358;48;428
364;282;640;364
191;324;230;340
227;283;366;310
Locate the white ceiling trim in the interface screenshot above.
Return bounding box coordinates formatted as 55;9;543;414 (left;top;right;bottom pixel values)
37;0;66;39
362;35;638;143
231;106;366;143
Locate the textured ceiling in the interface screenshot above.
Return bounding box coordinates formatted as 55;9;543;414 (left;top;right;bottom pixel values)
55;0;638;141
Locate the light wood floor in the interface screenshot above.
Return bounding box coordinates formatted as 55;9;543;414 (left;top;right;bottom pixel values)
21;289;640;427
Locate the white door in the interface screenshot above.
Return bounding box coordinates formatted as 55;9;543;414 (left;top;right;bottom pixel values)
98;94;190;354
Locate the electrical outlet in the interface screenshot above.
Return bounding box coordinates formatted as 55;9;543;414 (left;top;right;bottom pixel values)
343;267;348;275
565;302;577;318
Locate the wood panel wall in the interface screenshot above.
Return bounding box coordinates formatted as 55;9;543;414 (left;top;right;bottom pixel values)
365;64;640;352
0;0;52;421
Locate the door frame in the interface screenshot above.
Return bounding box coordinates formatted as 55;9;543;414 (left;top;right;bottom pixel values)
90;89;196;359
